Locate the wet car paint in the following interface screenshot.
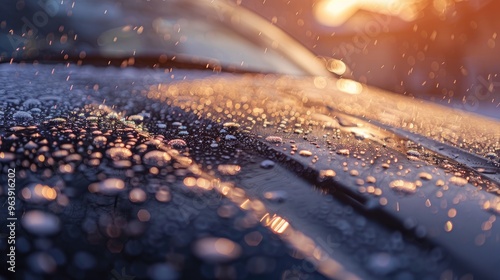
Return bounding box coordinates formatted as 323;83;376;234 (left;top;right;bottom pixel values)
1;64;498;279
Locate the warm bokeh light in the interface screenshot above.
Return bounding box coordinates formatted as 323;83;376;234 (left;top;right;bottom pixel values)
314;0;425;26
336;78;363;94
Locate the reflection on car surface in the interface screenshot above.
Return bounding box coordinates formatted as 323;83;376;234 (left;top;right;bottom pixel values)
0;0;499;280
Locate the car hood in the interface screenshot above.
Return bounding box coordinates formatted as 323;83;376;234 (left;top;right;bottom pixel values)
1;63;499;279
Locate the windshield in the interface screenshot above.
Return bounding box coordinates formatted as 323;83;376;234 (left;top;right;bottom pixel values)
0;0;329;76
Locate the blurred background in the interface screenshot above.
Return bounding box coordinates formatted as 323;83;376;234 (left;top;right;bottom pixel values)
235;0;500;118
1;0;498;118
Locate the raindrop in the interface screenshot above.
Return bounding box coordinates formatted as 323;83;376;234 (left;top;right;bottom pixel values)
263;191;287;203
22;210;61;236
23;98;41;108
106;147;132;161
143;150;171;167
128;115;144;122
24;141;38;150
449;176;468;186
225;135;237;141
0;152;15;162
337;149;350;155
299;150;313;157
367;253;398;275
265;136;283;143
167;139;187;149
223;122;240;129
93;136;107;147
192;237;242;263
90;178;126;195
319;170;336;181
389;180;417;194
129;188;147;203
28;252;57;274
260;160;275;169
406;150;421;158
13;111;33;122
21;183;57;203
483;198;500;215
49;117;66;124
217;164;241;175
418;172;433;180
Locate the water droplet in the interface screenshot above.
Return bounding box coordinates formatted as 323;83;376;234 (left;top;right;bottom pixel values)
483;198;500;215
167;139;187;149
217;164;241;175
337;149;350;155
129;188;147;203
319;169;336;181
21;183;57;203
418;172;433;180
389;180;417;194
52;150;69;158
485;152;497;160
263;191;287;203
193;237;241;263
24;141;38;150
265;136;283;143
299;150;313;157
143;151;171;167
223;122;240;129
128;115;144;122
406;150;421;158
86;116;99;122
155;188;171;202
106;147;132;161
13;111;33;122
225;135;237;141
367;253;398;275
449;176;468;186
90;178;125;195
210;142;219;148
22;210;61;236
0;152;15;162
93;136;107;147
49;117;66;124
23;98;41;108
260;160;275;169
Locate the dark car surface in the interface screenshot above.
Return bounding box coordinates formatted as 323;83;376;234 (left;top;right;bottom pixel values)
1;1;499;280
